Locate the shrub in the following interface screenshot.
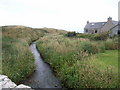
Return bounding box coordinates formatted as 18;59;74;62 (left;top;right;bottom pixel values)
67;32;76;37
98;43;105;53
93;32;109;40
105;39;118;50
76;33;94;39
80;41;106;54
80;42;98;54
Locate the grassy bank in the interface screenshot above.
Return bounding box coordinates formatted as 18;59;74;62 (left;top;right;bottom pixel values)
2;26;44;83
36;34;118;88
2;25;67;83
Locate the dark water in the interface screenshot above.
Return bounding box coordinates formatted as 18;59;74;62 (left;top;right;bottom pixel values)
23;42;61;88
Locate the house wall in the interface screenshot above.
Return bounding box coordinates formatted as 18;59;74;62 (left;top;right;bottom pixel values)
84;28;87;33
88;29;94;34
96;28;101;34
84;28;93;34
84;28;101;34
110;26;118;36
101;20;115;32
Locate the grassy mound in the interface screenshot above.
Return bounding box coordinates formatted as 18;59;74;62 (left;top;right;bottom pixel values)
2;25;44;83
36;34;118;88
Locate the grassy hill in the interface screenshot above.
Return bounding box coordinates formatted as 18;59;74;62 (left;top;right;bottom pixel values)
33;27;67;35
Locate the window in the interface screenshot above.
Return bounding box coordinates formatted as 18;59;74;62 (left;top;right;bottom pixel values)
85;29;88;32
102;23;105;25
118;30;120;34
92;23;94;26
95;29;97;33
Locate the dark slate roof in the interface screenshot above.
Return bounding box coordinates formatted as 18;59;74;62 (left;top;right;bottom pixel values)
110;25;118;30
110;21;119;30
84;22;107;29
84;20;118;29
112;20;118;25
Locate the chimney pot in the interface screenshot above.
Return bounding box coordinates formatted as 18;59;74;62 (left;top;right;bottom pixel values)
87;21;89;24
108;17;112;21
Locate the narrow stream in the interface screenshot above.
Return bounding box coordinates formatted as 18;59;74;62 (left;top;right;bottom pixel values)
23;42;61;88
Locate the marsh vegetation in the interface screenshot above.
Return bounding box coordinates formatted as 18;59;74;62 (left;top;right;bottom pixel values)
1;26;118;88
2;26;44;83
36;33;118;88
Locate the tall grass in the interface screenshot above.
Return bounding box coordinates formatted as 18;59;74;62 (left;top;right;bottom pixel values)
2;26;44;83
104;38;118;50
36;34;118;88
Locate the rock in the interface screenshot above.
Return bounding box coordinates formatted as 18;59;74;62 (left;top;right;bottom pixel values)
0;75;7;82
0;75;17;89
0;74;32;89
2;81;17;88
54;84;58;87
3;77;11;82
15;84;31;88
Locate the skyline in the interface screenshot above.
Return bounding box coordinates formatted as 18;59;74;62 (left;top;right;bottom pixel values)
0;0;119;32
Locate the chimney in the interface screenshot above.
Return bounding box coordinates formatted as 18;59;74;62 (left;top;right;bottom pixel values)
107;17;112;22
87;21;89;24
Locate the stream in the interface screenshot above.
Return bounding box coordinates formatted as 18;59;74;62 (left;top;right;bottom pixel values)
23;42;61;88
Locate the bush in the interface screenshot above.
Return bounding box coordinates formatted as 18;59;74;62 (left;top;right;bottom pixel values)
80;41;106;54
76;33;94;39
67;32;76;37
98;43;105;53
93;32;109;40
105;39;118;50
80;42;98;54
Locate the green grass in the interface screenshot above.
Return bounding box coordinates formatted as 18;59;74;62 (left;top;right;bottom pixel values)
36;34;118;88
94;50;118;72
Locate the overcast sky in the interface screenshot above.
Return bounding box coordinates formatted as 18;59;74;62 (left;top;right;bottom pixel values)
0;0;119;32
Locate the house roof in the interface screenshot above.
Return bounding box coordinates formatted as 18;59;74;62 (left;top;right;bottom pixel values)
84;20;118;29
112;20;118;25
110;23;119;30
110;25;118;30
110;21;119;30
84;22;106;29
